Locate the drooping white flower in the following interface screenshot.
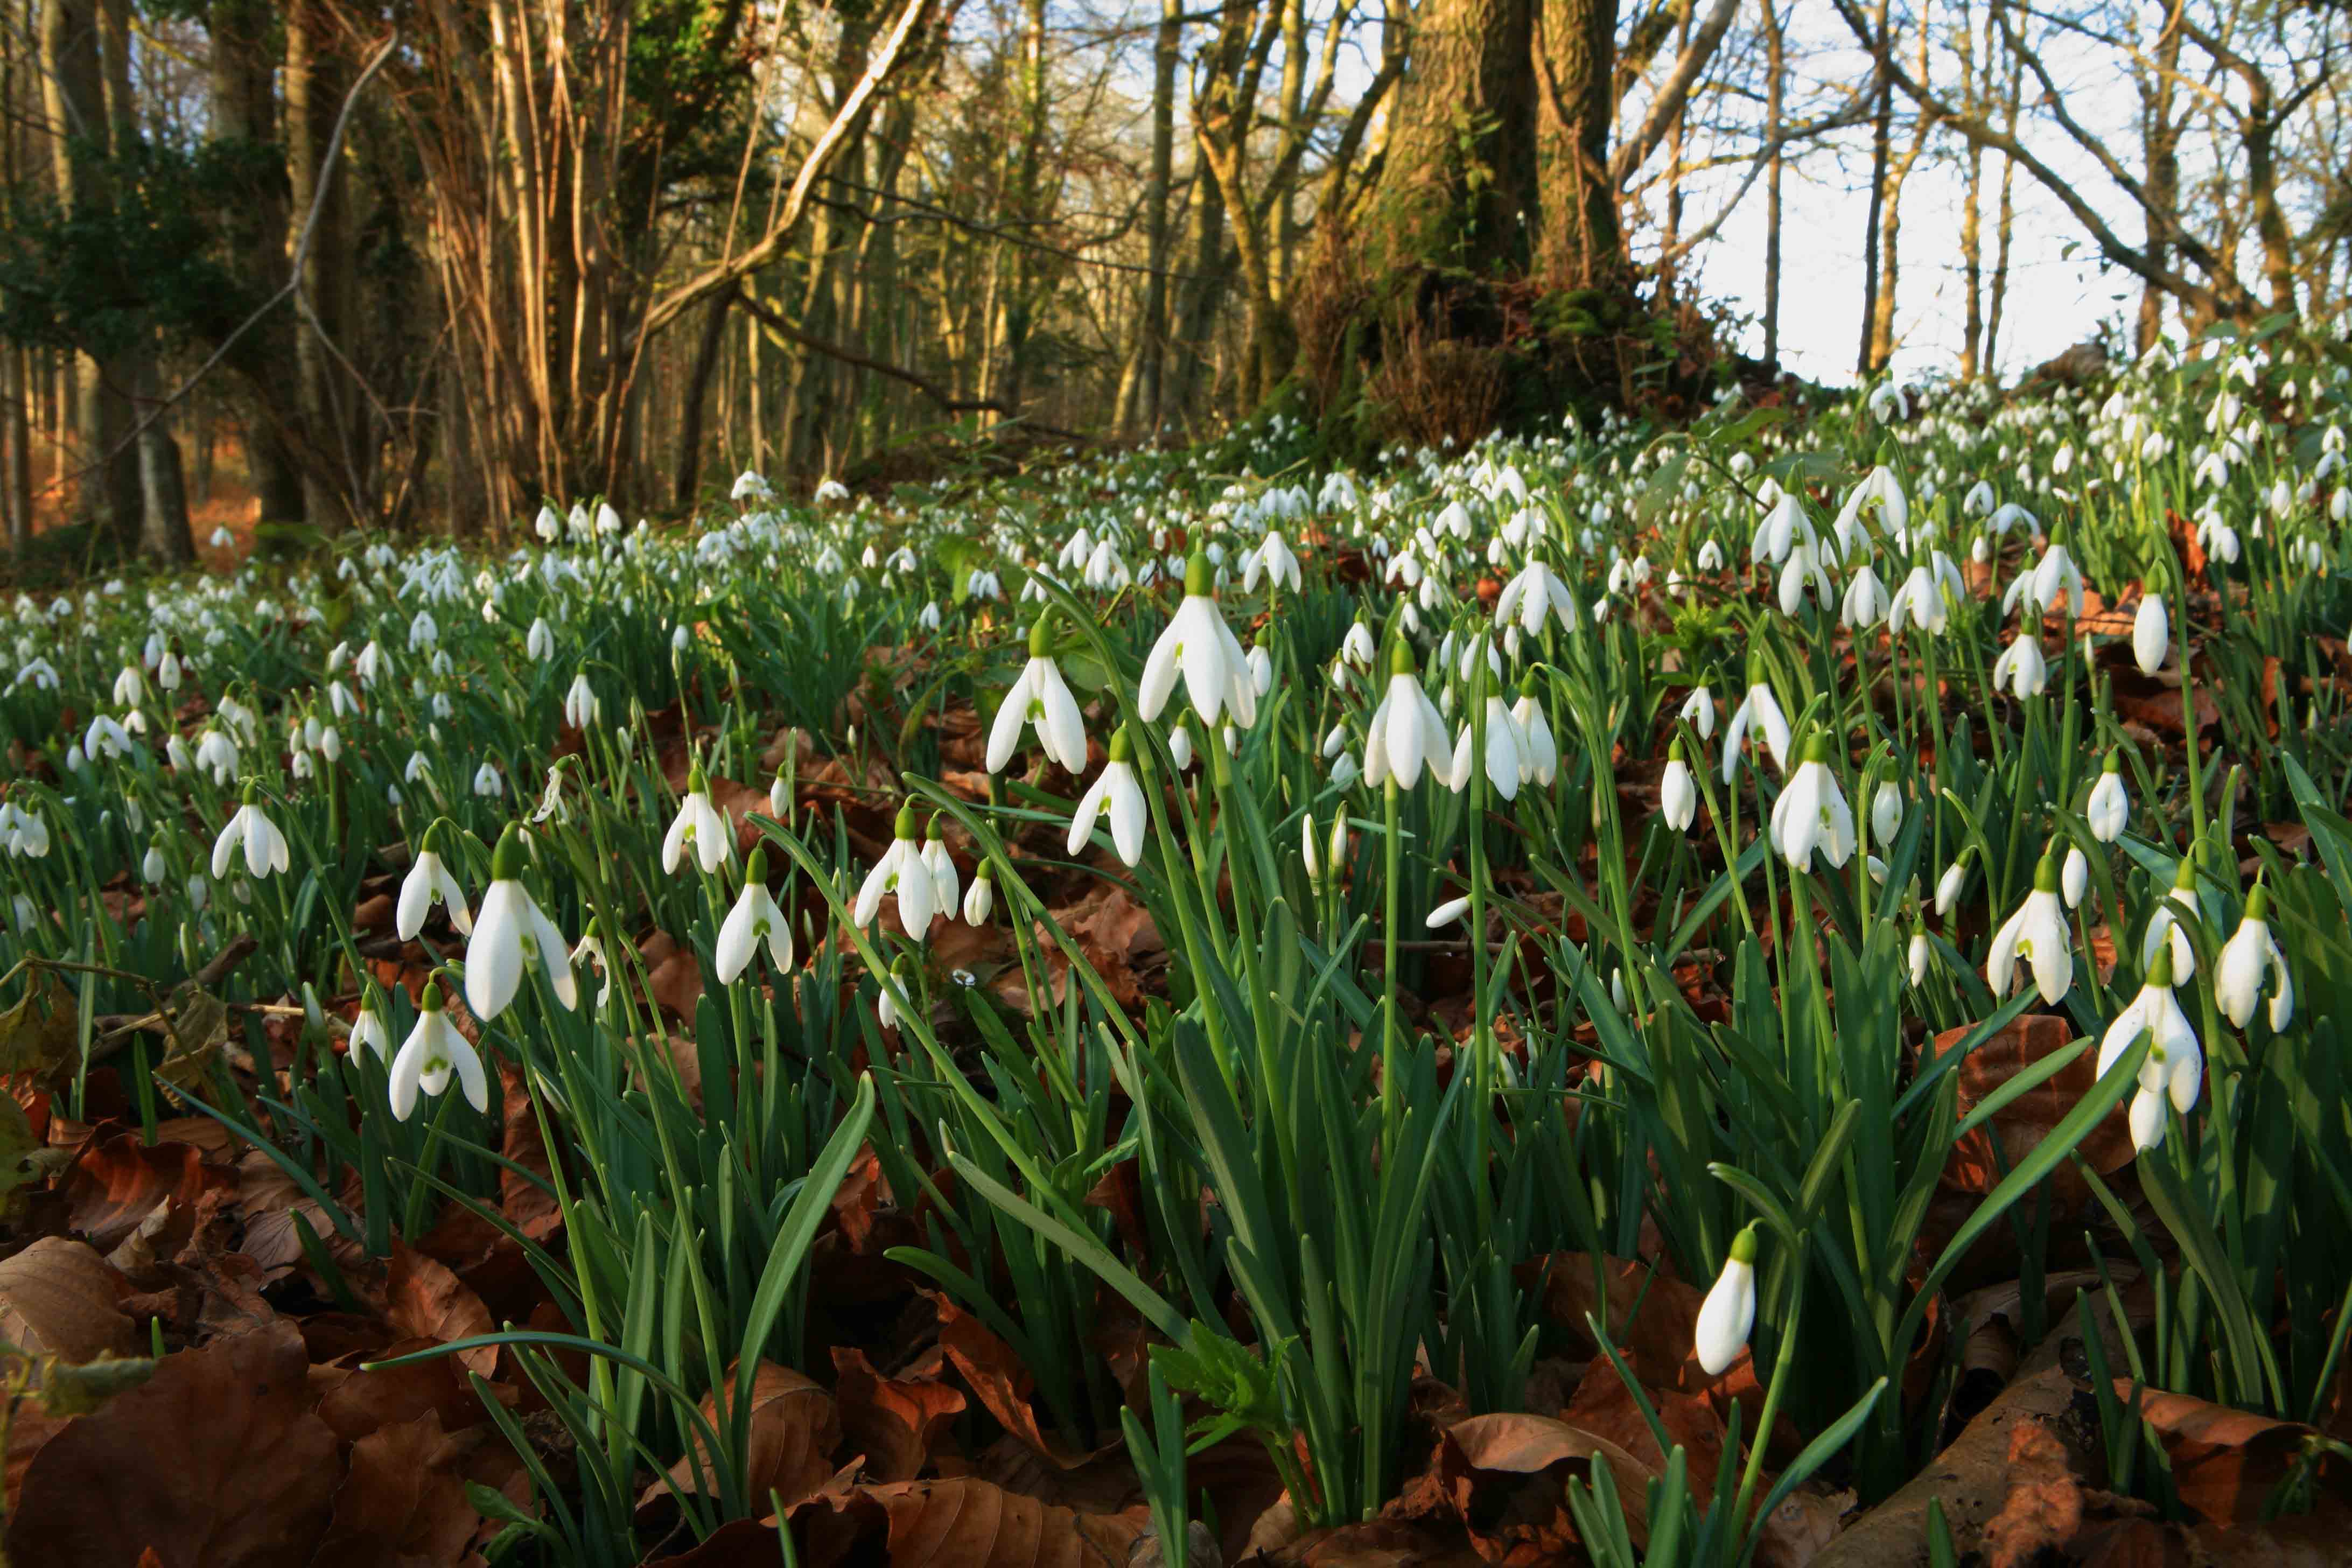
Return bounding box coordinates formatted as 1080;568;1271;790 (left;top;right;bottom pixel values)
397;825;474;940
1139;552;1257;729
389;982;489;1121
922;820;960;915
1068;728;1149;867
1986;852;2074;1004
963;867;995;926
854;804;937;937
2086;754;2130;843
465;827;579;1020
2215;883;2293;1031
1661;743;1697;830
1426;895;1471;929
2139;858;2202;979
2096;946;2203;1152
716;849;795;985
662;767;733;876
1244;529;1302;593
989;621;1090;774
210;786;291;881
1680;685;1716;741
1720;683;1791;784
349;988;391;1061
1512;683;1558;786
1495;558;1579;635
1992;632;2048;698
1769;734;1856;872
2132;593;2169;675
1871;781;1905;846
1363;642;1453;792
1908;925;1931;986
2062;846;2089;909
1695;1224;1759;1375
563;672;599;730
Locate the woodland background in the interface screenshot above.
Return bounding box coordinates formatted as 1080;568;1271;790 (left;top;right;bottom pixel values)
0;0;2343;564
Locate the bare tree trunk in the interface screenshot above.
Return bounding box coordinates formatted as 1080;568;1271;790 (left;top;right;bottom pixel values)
3;350;29;556
285;0;352;527
1959;0;1985;378
673;288;736;510
1857;0;1892;374
209;0;306;524
1867;12;1932;372
1136;0;1181;438
1762;0;1784;370
2138;0;2183;353
1983;42;2022;374
42;0;141;553
1658;0;1695;303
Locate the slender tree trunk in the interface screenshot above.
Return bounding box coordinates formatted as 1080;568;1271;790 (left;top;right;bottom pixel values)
1867;16;1932;372
1762;0;1784;370
3;349;29;556
1857;0;1892;374
1959;0;1985;377
1137;0;1180;438
2138;0;2183;353
1659;0;1695;303
1983;44;2023;374
284;0;351;527
673;288;736;509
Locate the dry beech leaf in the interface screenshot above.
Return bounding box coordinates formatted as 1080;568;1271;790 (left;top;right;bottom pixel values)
4;1320;340;1567
385;1240;498;1380
0;1236;135;1363
832;1345;966;1483
1436;1411;1656;1559
61;1133;222;1252
645;1362;840;1515
314;1410;485;1568
2120;1382;2350;1527
1925;1014;2133;1206
868;1476;1143;1568
1979;1420;2084;1568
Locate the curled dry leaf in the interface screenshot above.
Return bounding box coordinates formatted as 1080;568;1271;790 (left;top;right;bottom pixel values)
2119;1382;2351;1528
0;1235;136;1363
644;1362;841;1515
384;1238;498;1380
61;1132;224;1252
1435;1411;1656;1560
933;1291;1109;1468
866;1476;1143;1568
1979;1420;2084;1568
314;1410;488;1568
1925;1014;2133;1208
4;1319;341;1568
832;1345;967;1483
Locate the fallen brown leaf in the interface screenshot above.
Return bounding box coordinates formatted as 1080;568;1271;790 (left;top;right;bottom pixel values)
0;1236;135;1362
4;1320;341;1567
385;1239;498;1380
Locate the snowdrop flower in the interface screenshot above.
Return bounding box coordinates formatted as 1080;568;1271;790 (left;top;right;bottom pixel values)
1661;743;1697;830
855;804;937;937
1720;682;1791;784
1363;642;1455;791
466;826;578;1019
527;618;554;662
990;620;1089;773
2086;754;2130;843
1769;734;1855;872
768;766;793;823
2196;512;2241;564
349;986;391;1061
1992;632;2048;698
716;849;794;985
1168;724;1195;772
1139;553;1256;729
563;672;599;730
2132;593;2168;675
194;728;241;786
1751;492;1810;565
1511;681;1558;786
1888;566;1951;637
1867;381;1908;423
534;505;563;543
397;823;474;940
1841;564;1889;628
2139;859;2202;979
731;470;774;503
662;766;733;876
1987;852;2073;1004
211;785;291;881
389;982;488;1121
2096;947;2202;1152
2215;883;2293;1030
1068;728;1148;867
2062;846;2089;909
963;867;995;925
571;920;613;1008
1245;530;1301;593
1935;856;1969;917
0;800;50;859
472;761;505;799
1908;923;1931;986
1248;645;1274;696
1495;558;1579;635
1681;685;1716;741
1461;695;1526;801
1870;781;1905;845
141;842;167;885
1695;1224;1759;1375
922;818;960;915
1426;895;1471;930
